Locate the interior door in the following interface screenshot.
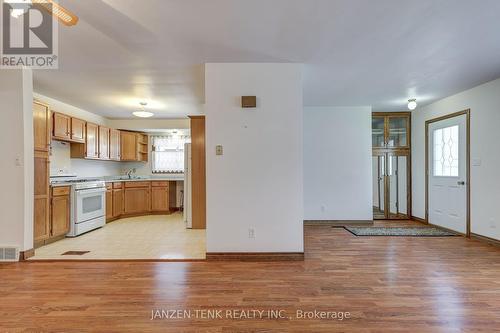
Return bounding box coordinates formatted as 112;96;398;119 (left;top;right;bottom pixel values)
428;115;467;234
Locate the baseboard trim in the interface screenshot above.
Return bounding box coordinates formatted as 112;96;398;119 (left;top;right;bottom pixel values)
427;222;464;236
471;233;500;247
411;216;427;223
206;252;304;262
304;220;373;226
19;248;35;261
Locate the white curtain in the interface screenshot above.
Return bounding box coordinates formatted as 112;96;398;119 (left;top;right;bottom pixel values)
151;135;190;173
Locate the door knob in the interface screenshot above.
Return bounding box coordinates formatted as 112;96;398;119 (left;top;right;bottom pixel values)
457;181;466;185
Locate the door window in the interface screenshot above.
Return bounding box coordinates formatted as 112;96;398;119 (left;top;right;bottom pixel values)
433;125;459;177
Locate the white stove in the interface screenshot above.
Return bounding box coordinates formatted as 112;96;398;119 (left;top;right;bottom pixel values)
50;176;106;237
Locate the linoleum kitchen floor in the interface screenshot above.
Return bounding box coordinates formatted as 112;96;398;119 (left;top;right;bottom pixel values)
30;213;206;260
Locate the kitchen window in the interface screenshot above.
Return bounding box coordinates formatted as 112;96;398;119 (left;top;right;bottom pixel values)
151;134;190;173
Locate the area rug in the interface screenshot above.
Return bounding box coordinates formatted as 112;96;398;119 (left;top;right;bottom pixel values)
342;226;458;237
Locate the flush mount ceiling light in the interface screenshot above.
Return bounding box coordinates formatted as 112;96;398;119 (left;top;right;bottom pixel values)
133;102;154;118
407;99;417;110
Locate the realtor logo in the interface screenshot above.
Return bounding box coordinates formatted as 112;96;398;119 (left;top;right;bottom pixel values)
1;0;58;68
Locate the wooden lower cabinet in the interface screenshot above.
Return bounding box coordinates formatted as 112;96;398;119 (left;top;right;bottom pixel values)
112;188;123;217
151;184;169;212
106;181;174;222
124;187;151;214
36;186;71;247
106;188;113;221
51;187;71;238
34;151;50;243
34;197;50;242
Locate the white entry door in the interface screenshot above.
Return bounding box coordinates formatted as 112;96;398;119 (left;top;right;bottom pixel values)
428;114;467;234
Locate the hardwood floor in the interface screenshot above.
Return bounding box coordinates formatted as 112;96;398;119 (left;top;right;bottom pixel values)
1;222;500;332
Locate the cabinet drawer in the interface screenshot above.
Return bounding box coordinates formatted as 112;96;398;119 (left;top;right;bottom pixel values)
151;181;169;187
112;182;122;189
106;183;113;190
52;186;70;196
125;181;151;188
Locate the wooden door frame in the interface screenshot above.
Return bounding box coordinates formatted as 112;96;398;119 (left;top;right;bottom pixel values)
424;109;471;237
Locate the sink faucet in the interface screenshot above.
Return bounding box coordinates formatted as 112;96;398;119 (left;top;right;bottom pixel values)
126;168;137;179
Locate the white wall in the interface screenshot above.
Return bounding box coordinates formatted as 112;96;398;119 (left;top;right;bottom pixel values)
412;77;500;240
304;107;373;220
0;69;33;252
205;63;304;253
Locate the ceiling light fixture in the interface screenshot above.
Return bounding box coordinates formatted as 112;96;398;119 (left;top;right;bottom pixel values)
133;102;154;118
32;0;79;26
407;99;417;110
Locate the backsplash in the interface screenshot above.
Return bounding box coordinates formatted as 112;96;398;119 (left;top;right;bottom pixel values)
50;140;122;177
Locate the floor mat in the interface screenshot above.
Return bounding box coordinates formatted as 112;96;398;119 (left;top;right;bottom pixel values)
342;226;458;237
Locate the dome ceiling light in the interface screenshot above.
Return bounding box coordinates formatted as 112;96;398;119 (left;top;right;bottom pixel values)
133;102;154;118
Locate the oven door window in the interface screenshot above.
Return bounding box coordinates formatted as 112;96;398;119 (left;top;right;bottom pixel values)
82;195;103;214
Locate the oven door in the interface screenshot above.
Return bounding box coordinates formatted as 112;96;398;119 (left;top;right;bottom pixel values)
75;188;106;223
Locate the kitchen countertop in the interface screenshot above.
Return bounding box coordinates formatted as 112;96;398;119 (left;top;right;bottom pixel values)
50;175;184;186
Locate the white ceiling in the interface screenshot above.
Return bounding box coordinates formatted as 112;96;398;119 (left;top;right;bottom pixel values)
33;0;500;118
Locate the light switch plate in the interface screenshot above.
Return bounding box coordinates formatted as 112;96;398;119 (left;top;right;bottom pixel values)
216;145;223;156
472;158;482;166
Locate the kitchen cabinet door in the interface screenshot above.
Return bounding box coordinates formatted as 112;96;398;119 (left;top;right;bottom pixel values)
151;186;169;212
51;193;70;237
71;118;86;143
33;101;50;152
120;131;137;161
53;112;71;140
106;189;113;221
99;126;110;160
124;188;150;214
110;129;121;161
112;188;123;217
34;151;50;242
86;122;99;159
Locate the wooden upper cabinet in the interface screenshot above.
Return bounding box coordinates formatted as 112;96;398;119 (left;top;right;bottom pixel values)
86;122;99;159
71;118;86;143
33;101;51;152
110;129;121;161
53;112;71;140
98;126;110;160
120;131;138;161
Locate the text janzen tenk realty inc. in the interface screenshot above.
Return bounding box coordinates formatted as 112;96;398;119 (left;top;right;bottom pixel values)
150;309;351;321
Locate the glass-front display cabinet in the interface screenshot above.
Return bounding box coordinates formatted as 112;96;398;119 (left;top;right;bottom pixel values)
372;113;410;149
372;112;411;219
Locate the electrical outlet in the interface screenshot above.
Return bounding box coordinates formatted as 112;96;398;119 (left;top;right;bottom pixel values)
248;228;255;239
216;145;223;156
321;205;326;212
490;218;496;229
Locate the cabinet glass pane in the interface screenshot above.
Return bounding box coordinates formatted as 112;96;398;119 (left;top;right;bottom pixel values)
388;155;408;218
372;117;385;147
387;117;407;147
372;155;386;219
